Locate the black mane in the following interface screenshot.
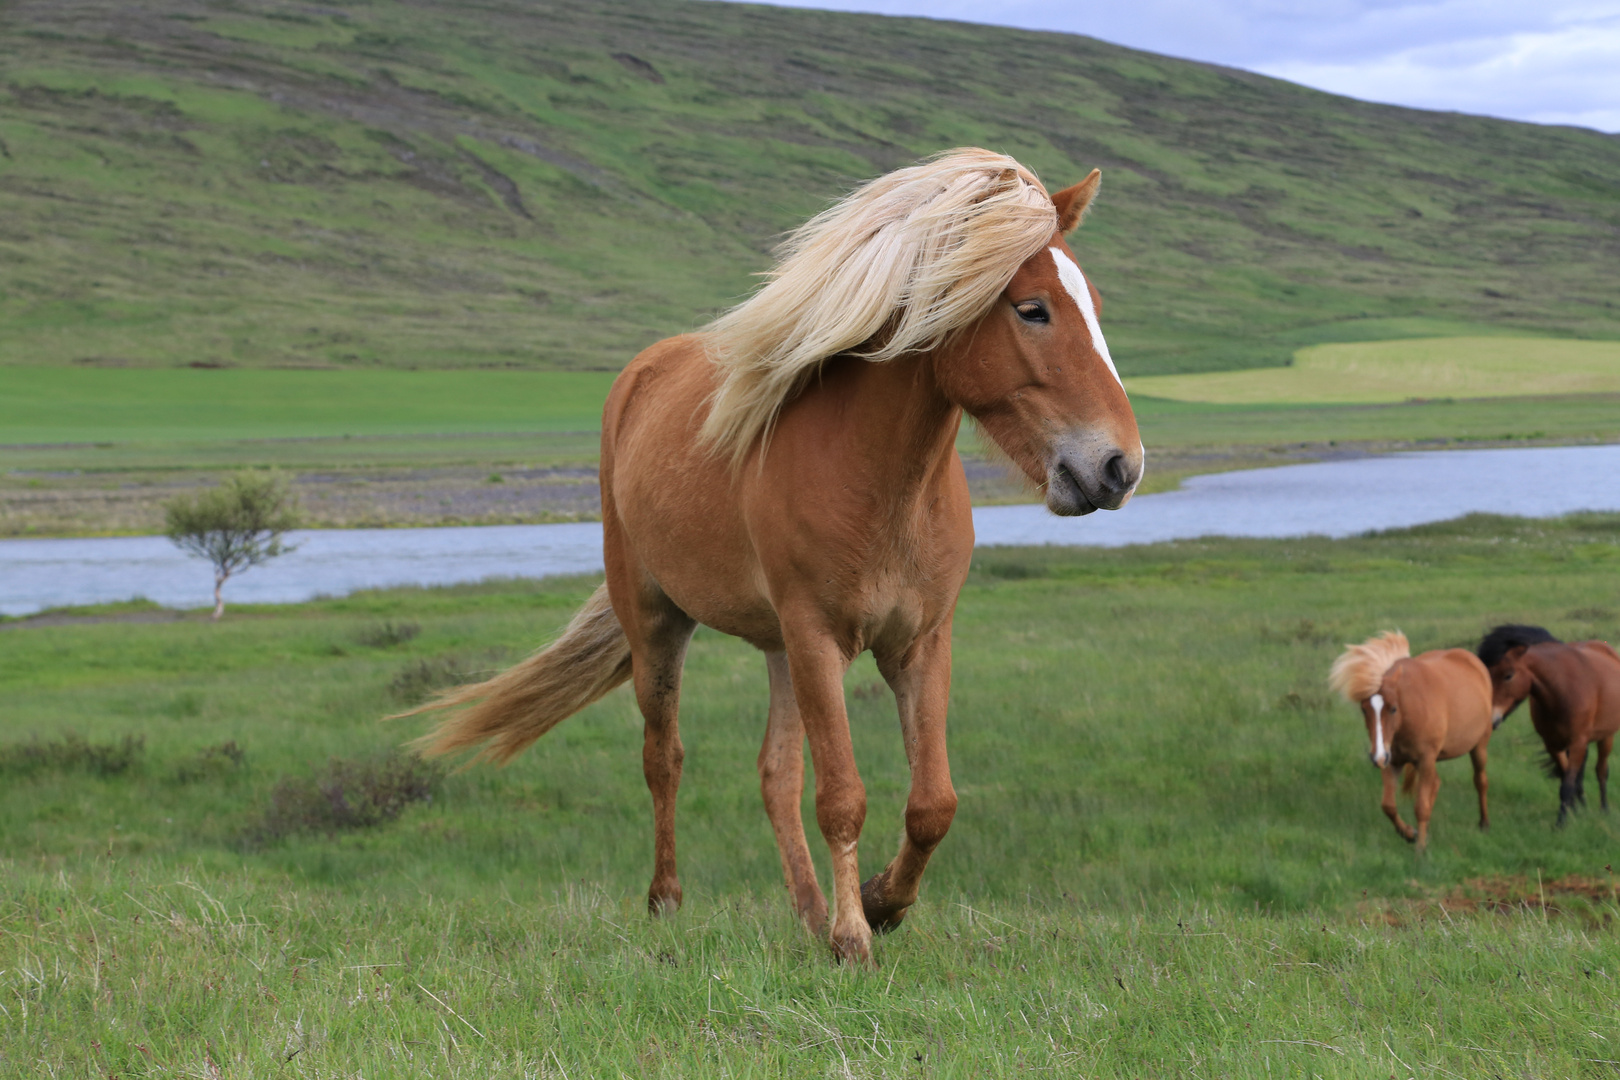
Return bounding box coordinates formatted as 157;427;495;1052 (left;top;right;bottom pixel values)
1477;624;1560;666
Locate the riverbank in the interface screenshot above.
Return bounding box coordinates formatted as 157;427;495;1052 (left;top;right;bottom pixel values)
6;429;1618;538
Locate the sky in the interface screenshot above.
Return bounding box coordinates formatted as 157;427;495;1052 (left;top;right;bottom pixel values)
751;1;1620;133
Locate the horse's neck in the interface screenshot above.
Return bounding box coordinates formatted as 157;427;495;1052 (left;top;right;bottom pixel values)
833;351;962;505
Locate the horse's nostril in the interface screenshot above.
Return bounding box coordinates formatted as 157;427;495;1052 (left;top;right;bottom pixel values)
1103;452;1130;492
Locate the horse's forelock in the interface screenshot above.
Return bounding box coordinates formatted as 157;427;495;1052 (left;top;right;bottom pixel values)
1476;624;1559;667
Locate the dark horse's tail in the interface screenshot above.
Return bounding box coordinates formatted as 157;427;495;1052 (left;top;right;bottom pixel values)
397;584;633;764
1476;624;1559;666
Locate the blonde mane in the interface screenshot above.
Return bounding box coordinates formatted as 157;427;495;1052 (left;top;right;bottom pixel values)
699;148;1059;464
1328;630;1410;703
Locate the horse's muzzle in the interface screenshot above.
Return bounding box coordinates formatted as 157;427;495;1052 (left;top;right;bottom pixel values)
1045;440;1143;517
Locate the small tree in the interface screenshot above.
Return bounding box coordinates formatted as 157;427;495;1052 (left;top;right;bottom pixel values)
165;471;300;620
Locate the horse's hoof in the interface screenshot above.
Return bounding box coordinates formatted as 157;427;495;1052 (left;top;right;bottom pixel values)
860;872;910;934
829;926;875;967
647;883;682;917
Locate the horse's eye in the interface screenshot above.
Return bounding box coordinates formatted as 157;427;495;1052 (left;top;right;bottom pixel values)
1015;301;1048;324
1388;704;1397;714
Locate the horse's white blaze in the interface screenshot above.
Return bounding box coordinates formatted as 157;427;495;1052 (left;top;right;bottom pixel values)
1050;248;1122;390
1369;693;1387;765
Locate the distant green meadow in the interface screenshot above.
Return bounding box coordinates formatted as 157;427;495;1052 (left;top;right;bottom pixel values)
4;516;1619;1074
0;367;618;444
3;361;1620;453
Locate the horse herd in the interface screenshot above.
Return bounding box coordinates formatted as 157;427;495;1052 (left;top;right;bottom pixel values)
1331;625;1620;850
402;148;1611;962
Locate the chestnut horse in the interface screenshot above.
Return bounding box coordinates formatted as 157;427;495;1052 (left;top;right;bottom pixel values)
1329;631;1495;851
1477;624;1620;825
408;150;1142;963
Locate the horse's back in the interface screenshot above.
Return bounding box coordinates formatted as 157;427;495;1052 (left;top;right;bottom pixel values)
1572;641;1620;736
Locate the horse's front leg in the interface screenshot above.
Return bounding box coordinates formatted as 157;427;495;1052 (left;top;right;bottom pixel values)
1380;765;1415;843
758;651;829;933
1596;735;1613;812
1470;743;1490;830
782;631;871;964
863;626;957;933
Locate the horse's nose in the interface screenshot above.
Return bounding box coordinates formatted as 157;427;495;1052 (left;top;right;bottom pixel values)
1100;450;1142;499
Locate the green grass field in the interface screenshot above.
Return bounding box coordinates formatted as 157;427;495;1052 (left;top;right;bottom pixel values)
5;515;1620;1074
1129;336;1620;404
1;1;1618;378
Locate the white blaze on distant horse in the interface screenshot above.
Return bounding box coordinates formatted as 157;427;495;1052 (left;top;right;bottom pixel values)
1369;692;1387;766
1050;248;1122;390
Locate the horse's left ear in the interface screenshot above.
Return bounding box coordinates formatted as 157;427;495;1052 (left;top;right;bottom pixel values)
1052;169;1101;233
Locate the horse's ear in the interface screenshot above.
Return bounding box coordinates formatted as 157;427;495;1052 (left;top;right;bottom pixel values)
1052;169;1101;233
1505;644;1530;661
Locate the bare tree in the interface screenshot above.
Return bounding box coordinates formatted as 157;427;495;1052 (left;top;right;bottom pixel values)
164;471;300;620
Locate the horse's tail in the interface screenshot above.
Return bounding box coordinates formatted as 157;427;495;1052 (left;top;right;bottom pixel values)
399;583;633;765
1401;763;1417;795
1328;630;1410;703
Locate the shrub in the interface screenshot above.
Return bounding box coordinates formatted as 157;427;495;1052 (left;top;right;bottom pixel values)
245;751;445;846
0;733;145;778
355;620;421;648
170;740;248;784
388;653;496;704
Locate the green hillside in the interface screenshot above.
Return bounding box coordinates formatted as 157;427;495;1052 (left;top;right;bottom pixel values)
2;0;1618;377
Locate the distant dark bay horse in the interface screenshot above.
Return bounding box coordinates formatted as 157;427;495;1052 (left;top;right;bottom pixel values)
1330;631;1495;850
1478;624;1620;825
407;150;1142;963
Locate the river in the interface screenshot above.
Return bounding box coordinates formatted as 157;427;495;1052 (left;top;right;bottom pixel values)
3;444;1616;616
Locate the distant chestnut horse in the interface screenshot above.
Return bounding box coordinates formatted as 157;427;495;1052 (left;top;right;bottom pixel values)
1478;624;1620;825
407;150;1142;963
1329;631;1495;851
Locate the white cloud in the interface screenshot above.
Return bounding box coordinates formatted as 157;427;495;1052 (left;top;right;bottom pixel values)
749;0;1620;132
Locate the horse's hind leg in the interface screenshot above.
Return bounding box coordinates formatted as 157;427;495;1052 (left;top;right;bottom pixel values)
863;627;958;934
1559;736;1591;826
758;651;829;933
1381;765;1415;843
1597;735;1613;811
1470;744;1490;830
624;589;697;915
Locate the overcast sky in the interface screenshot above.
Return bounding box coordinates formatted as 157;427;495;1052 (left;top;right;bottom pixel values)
751;1;1620;133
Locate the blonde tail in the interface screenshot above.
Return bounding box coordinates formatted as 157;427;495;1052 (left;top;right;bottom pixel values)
400;584;633;765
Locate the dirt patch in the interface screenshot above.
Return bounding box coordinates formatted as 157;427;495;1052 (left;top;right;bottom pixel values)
1361;873;1620;926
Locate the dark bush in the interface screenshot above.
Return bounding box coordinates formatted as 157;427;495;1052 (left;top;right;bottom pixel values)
979;560;1046;580
388;653;494;704
171;740;248;784
245;751;445;846
0;733;144;778
355;620;421;648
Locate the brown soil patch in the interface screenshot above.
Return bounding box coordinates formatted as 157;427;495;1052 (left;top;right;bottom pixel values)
1359;873;1620;926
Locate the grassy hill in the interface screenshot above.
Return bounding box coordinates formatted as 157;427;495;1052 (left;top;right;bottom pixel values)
2;0;1619;377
